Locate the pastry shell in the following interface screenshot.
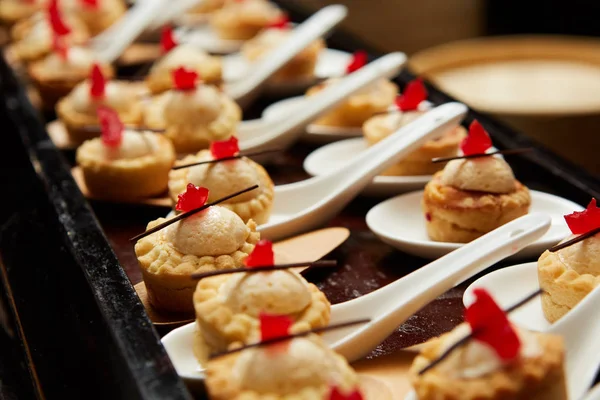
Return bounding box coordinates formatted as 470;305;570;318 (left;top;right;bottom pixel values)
135;219;259;313
0;1;40;27
210;3;283;41
422;173;531;243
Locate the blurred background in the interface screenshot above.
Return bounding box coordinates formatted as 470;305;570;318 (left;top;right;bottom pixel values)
281;0;600;175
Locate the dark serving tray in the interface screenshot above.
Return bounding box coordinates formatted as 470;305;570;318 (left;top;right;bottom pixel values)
2;3;600;399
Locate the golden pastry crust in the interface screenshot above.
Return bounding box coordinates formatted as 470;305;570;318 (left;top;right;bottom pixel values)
28;60;113;110
192;274;330;361
0;0;42;26
210;0;283;40
135;218;259;313
363;113;466;176
205;335;358;400
143;91;241;154
188;0;225;14
241;29;325;81
307;79;398;127
73;0;126;36
410;331;566;400
56;81;145;144
145;49;223;95
168;152;274;224
422;172;531;243
537;244;600;322
76;132;176;200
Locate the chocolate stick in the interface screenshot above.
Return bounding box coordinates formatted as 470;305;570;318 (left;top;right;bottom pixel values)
432;148;533;164
82;125;165;133
191;260;337;279
172;149;281;170
549;227;600;252
210;318;371;359
129;184;259;242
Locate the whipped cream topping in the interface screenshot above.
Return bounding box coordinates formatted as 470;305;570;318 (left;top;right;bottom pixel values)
70;80;137;115
224;0;281;20
440;157;516;193
434;324;541;379
103;131;156;159
218;270;311;316
249;28;287;48
556;233;600;276
382;110;425;131
187;155;260;203
152;45;211;74
164;206;248;256
42;46;95;75
233;336;339;394
163;85;222;126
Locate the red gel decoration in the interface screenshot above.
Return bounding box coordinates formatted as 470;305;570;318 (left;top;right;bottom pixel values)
460;120;493;156
160;25;177;53
176;184;209;212
345;50;368;74
564;198;600;234
52;33;69;60
89;64;105;99
210;136;239;159
328;386;364;400
80;0;99;8
97;106;123;148
245;239;274;267
425;212;432;222
259;313;293;341
465;288;521;361
395;78;428;111
48;0;71;36
172;67;198;91
267;15;290;29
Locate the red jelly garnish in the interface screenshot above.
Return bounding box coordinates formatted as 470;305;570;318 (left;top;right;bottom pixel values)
425;212;432;222
172;67;198;91
564;198;600;234
460;120;493;156
328;386;364;400
89;64;105;99
345;50;368;74
465;288;520;361
395;78;428;111
259;313;293;341
52;33;68;60
176;184;209;212
97;106;123;148
245;239;274;267
210;136;239;159
80;0;98;8
160;25;177;53
48;0;71;36
267;15;290;29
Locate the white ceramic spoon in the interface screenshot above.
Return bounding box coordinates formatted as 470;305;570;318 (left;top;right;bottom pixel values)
149;0;201;29
257;102;467;241
161;213;550;385
236;52;406;154
222;5;347;108
366;190;582;260
90;0;167;63
584;384;600;400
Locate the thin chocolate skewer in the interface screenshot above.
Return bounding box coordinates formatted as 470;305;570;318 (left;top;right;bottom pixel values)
81;125;165;133
549;226;600;253
418;288;543;375
209;318;371;359
172;149;282;170
191;260;337;279
432;148;533;164
129;184;259;242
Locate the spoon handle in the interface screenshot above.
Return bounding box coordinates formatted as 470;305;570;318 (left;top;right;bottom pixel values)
227;5;348;106
239;52;406;152
150;0;201;29
331;213;551;362
92;0;166;63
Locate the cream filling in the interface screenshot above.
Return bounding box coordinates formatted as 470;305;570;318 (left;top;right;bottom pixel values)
440;157;516;193
187;156;260;203
70;80;137;115
217;270;311;317
41;46;96;77
163;85;222;126
232;337;339;394
434;324;541;379
86;131;156;159
556;234;600;276
164;206;248;257
151;45;211;75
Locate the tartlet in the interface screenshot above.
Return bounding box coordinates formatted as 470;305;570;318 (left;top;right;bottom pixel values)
76;119;176;200
241;25;325;82
146;27;222;94
0;0;45;27
205;334;359;400
187;0;225;15
56;65;144;144
537;200;600;322
422;121;531;243
28;46;112;109
210;0;284;41
61;0;126;36
168;138;274;224
143;67;241;154
135;205;260;313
